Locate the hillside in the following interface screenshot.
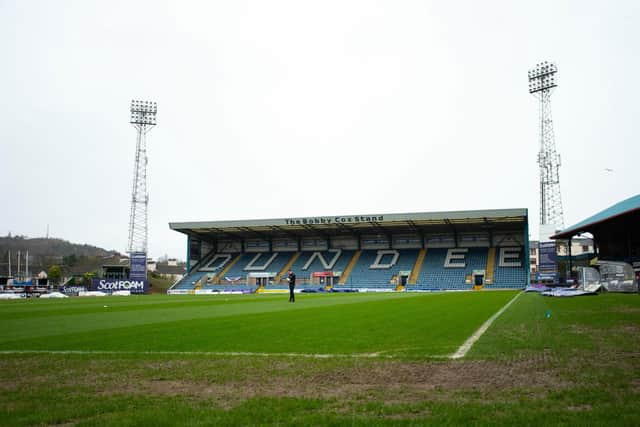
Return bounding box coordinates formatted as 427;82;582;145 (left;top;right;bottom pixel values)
0;235;122;276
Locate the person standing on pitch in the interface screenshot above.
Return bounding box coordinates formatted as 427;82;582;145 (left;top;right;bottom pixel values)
287;270;296;302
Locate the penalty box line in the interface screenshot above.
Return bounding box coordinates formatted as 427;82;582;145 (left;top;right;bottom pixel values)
449;291;523;360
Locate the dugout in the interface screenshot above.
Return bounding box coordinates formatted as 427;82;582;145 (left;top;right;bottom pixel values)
552;194;640;283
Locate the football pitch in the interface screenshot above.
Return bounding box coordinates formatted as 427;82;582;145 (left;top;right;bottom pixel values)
1;291;639;426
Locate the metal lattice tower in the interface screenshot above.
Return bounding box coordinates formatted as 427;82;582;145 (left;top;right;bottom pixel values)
127;100;157;254
528;62;564;228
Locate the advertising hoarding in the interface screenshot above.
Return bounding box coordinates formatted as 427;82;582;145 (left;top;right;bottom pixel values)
129;252;147;280
91;278;148;294
537;241;558;283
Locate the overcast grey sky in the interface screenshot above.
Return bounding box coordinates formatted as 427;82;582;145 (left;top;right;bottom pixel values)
1;0;638;260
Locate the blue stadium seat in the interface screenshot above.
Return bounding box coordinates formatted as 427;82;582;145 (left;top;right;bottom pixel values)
490;247;527;289
409;248;487;291
172;246;527;292
346;249;419;289
289;250;354;283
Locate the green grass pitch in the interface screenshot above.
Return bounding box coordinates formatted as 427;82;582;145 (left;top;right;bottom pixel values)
0;292;516;357
1;291;639;426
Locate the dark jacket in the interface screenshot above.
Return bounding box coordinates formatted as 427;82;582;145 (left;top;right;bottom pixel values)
288;273;296;286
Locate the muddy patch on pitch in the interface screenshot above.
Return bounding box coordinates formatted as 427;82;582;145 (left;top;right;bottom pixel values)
567;404;592;412
621;324;640;334
99;358;569;406
308;359;566;393
612;306;640;314
567;325;598;335
2;356;571;411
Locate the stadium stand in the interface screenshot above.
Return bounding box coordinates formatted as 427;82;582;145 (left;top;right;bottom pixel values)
173;271;207;290
218;252;287;281
408;248;427;285
410;248;485;290
288;250;353;286
484;247;497;284
491;247;528;288
169;209;530;293
338;251;361;285
172;247;527;291
345;250;419;289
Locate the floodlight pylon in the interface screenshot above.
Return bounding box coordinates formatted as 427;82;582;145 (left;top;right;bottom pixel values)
528;62;564;229
127;100;157;255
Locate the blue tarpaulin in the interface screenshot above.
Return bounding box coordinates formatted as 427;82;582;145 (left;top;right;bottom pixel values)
540;288;598;297
525;284;552;293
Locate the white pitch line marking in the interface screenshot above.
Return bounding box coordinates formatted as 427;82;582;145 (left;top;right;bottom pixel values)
449;291;523;360
0;350;387;359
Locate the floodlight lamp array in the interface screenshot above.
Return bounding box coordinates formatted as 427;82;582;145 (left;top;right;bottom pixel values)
528;61;557;93
130;100;157;125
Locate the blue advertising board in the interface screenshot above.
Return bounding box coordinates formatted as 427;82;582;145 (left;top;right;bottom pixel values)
538;241;558;283
129;252;147;280
91;278;148;294
538;241;557;272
